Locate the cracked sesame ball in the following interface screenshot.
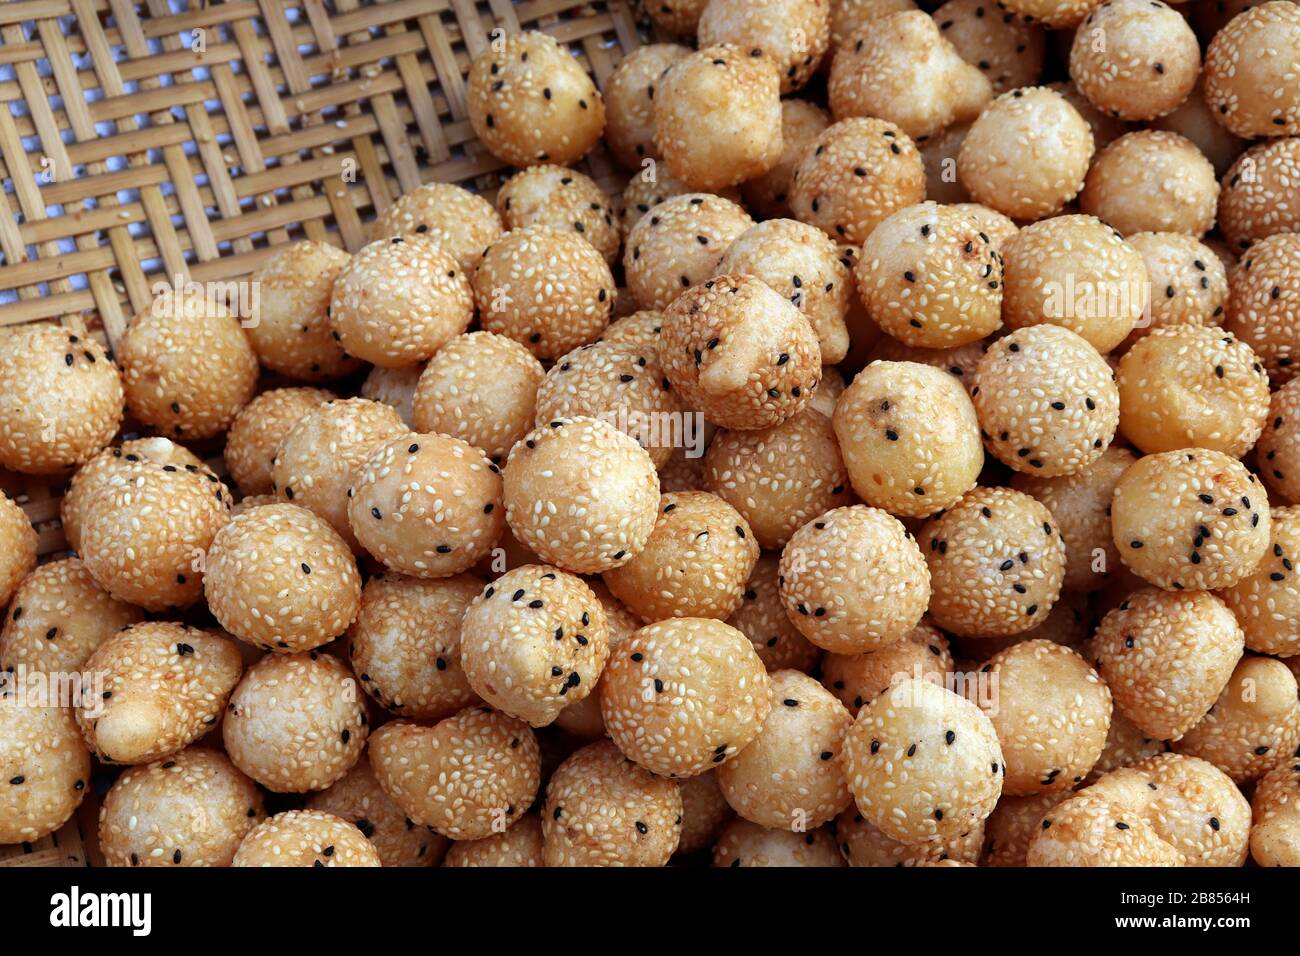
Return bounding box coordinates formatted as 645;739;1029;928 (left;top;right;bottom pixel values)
790;117;926;246
1203;2;1300;138
972;325;1120;477
272;397;409;552
348;433;503;578
652;44;782;191
1117;326;1269;457
368;708;540;840
503;416;660;574
677;771;733;854
625;194;755;312
780;505;931;653
1069;0;1199;122
80;623;242;765
829;13;992;140
497;165;620;265
726;553;823;672
845;677;1004;844
535;340;681;469
600;617;773;777
837;805;984;865
604;491;759;622
712;819;846;866
1120;232;1229;350
542;739;683;867
1010;444;1136;593
0;491;35;610
1174;655;1300;784
224;387;337;496
743;100;832;219
444;813;544;867
1131;752;1251;867
0;693;89;844
604;43;690;169
973;639;1112;795
1218;138;1300;250
1080;132;1218;238
233;809;381;867
553;581;641;738
224;651;366;793
934;0;1046;95
99;746;264;868
836;361;984;518
822;621;953;716
1223;233;1300;384
367;182;503;274
120;289;258;441
699;0;831;94
855;202;1004;350
997;0;1102;28
659;274;822;431
1250;762;1300;866
245;241;360;382
1000;216;1147;354
921;486;1067;638
602;310;665;352
720;219;852;364
717;670;853;829
1092;586;1244;739
981;791;1071;866
460;565;610;727
957;86;1094;221
348;573;482;722
1258;381;1300;504
1110;448;1271;590
474;225;615;361
329;235;473;368
78;454;232;612
0;557;143;677
1086;711;1165;783
205;503;361;653
704;409;854;551
467;31;604;168
307;757;448;867
0;324;122;475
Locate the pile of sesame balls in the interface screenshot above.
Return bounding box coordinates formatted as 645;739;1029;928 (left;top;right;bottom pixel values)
3;0;1300;870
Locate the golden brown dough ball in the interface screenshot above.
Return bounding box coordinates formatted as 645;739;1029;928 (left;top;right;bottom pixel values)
367;181;503;274
981;791;1071;866
725;553;823;672
1080;131;1219;238
676;771;734;854
624;193;754;311
0;693;89;844
1218;138;1300;251
602;43;691;169
443;814;544;867
307;758;448;867
1203;1;1300;138
934;0;1046;95
646;0;709;34
224;387;337;497
699;0;831;93
821;620;953;715
1133;752;1252;867
619;169;742;236
997;0;1102;29
1250;762;1300;866
742;100;832;219
1257;380;1300;504
360;364;421;426
1221;505;1300;651
711;819;846;866
1150;80;1247;177
233;809;380;867
1120;232;1228;350
829;0;919;49
497;165;618;265
1085;711;1164;783
0;491;36;610
1223;233;1300;384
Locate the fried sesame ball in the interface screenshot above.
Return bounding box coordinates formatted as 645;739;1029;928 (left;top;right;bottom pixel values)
829;13;993;141
0;324;122;475
957;86;1095;221
619;169;742;237
676;771;734;854
99;746;263;868
647;0;709;33
1203;2;1300;138
497;165;619;265
996;0;1101;28
1010;445;1136;593
1258;382;1300;505
1223;233;1300;383
246;241;360;381
503;416;660;574
1174;655;1300;783
233;809;381;867
921;486;1068;638
639;211;769;330
552;581;641;738
368;708;540;840
79;454;232;612
789;117;926;246
981;791;1071;866
1249;762;1300;866
934;0;1046;95
307;758;447;867
868;334;996;394
1218;138;1300;251
1120;232;1229;350
837;805;984;865
444;814;545;867
224;387;337;496
724;554;822;673
845;677;1004;844
830;0;919;48
743;100;832;219
699;0;831;94
0;558;143;677
823;621;953;716
1086;711;1165;783
0;694;89;843
1080;132;1219;238
367;182;503;275
1111;448;1271;590
205;503;361;653
1131;752;1251;866
1117;326;1269;458
711;819;846;866
272;397;409;552
835;362;983;518
467;31;604;168
600;617;773;777
1151;81;1247;178
80;623;242;765
602;310;666;352
328;236;473;368
1046;80;1131;150
0;491;36;610
603;44;690;169
119;289;258;441
975;639;1112;795
659;275;822;430
1093;586;1244;739
474;225;615;361
356;363;422;425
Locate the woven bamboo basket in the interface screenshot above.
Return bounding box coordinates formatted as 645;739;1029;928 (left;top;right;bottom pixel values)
0;0;649;866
